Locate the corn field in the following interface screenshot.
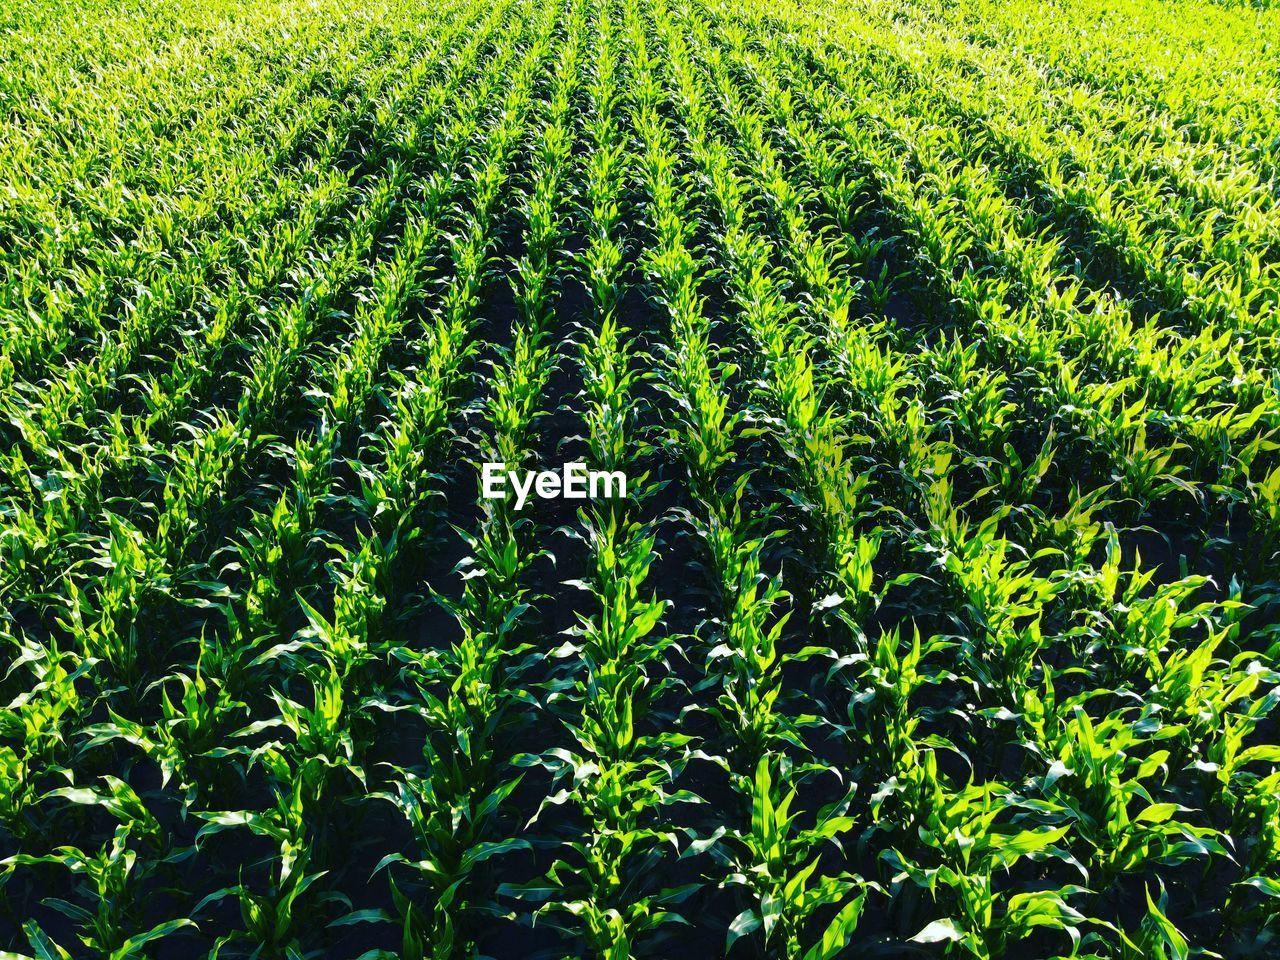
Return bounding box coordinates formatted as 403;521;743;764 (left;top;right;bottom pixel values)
2;0;1280;955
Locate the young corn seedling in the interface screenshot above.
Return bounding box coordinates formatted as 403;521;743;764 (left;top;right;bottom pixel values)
882;776;1080;960
723;755;871;960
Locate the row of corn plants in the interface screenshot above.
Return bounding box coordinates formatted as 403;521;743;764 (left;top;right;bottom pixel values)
369;2;593;955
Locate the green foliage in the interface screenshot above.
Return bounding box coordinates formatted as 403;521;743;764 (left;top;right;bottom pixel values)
1;0;1278;956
